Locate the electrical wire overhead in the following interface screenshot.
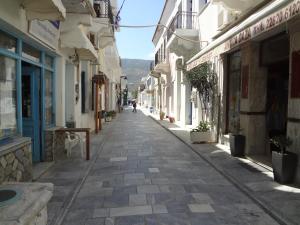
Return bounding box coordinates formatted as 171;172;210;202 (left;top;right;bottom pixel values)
94;20;205;44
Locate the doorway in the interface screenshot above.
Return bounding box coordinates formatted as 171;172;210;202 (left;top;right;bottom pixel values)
266;61;289;152
261;34;289;156
22;62;42;163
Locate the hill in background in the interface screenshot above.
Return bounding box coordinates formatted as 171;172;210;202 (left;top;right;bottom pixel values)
121;58;152;92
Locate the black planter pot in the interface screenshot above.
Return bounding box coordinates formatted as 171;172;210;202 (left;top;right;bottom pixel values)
229;134;245;157
272;151;298;184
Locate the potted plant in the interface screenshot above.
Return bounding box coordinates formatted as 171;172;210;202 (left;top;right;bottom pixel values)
168;116;175;123
190;121;212;143
185;62;217;142
110;110;117;119
159;111;165;120
229;118;245;157
105;111;113;122
270;135;298;184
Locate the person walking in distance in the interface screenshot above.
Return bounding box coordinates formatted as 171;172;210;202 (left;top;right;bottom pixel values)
132;101;137;113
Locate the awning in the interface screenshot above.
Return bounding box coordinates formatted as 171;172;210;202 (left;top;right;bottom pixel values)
187;0;295;71
22;0;66;21
60;25;98;61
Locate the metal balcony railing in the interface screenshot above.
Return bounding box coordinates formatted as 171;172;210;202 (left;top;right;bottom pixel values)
94;0;114;27
155;50;167;66
167;11;198;41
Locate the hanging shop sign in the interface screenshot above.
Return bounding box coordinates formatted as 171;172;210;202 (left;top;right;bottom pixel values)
29;20;60;49
187;0;300;71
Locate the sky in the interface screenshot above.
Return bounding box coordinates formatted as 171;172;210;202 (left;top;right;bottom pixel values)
115;0;165;60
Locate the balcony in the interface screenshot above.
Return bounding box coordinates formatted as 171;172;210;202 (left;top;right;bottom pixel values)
94;0;114;28
153;51;170;74
166;11;200;58
62;0;95;16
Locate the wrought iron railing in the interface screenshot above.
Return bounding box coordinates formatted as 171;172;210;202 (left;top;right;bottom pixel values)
167;11;198;41
155;49;168;66
94;0;114;26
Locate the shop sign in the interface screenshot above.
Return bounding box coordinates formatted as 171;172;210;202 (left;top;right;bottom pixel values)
187;42;230;71
230;0;300;48
29;20;60;49
187;0;300;71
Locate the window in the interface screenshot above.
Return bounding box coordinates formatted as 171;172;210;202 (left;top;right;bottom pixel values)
22;43;41;63
0;56;17;139
45;55;54;68
0;31;16;53
44;70;53;125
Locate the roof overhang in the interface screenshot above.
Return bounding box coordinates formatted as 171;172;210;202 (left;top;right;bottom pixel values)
60;25;98;61
22;0;66;21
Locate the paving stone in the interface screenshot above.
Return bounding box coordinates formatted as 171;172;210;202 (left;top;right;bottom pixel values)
115;215;145;225
124;178;151;186
137;185;160;194
105;217;115;225
124;173;145;180
104;194;129;208
152;205;168;214
188;204;215;213
110;205;152;217
85;218;105;225
151;178;170;185
129;194;147;206
110;157;127;162
148;168;160;173
93;208;110;218
192;193;214;204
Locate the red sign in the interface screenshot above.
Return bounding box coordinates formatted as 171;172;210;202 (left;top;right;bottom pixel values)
291;51;300;98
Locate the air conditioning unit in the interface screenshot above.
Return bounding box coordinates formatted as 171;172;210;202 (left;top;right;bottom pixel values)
217;9;235;30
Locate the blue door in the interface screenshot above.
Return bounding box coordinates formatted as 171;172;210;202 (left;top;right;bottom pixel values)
22;66;41;162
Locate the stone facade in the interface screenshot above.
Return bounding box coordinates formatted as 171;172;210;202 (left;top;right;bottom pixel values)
44;128;67;162
0;138;32;185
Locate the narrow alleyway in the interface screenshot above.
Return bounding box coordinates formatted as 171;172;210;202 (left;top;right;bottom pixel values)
41;109;280;225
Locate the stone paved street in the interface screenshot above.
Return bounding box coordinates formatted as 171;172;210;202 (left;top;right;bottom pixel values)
41;109;280;225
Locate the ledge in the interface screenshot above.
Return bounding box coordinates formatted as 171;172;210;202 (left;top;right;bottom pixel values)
0;182;53;225
0;137;31;157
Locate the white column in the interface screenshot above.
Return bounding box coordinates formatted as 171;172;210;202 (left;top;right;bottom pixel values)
55;56;66;126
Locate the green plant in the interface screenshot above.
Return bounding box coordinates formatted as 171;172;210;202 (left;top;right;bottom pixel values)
185;62;217;121
106;111;113;117
191;121;210;132
270;135;293;154
160;111;165;120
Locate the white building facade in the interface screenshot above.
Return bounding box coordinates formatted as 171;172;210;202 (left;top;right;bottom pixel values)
152;0;208;126
0;0;122;184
